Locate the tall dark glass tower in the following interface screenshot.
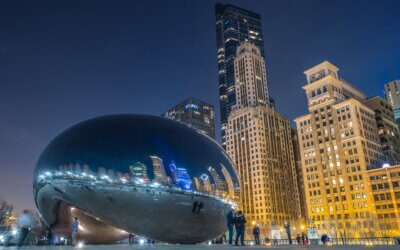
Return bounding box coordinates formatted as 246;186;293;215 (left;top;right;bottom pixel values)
215;3;265;148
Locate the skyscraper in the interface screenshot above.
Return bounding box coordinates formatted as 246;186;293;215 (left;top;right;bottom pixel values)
384;80;400;125
291;129;308;221
226;42;301;231
150;155;169;184
168;161;192;190
215;3;266;148
363;96;400;165
162;97;215;139
295;61;387;237
129;162;148;180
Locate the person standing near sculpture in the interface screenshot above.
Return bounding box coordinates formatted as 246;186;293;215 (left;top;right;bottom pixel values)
252;224;260;245
226;209;234;245
71;217;79;247
234;210;246;246
17;210;33;248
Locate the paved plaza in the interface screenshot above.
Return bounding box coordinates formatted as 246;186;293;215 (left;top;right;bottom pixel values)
1;245;399;250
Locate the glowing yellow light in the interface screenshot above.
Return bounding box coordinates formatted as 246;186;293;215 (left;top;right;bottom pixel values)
300;225;305;230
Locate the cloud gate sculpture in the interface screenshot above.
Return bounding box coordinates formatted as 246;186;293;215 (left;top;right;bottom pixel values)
34;114;239;244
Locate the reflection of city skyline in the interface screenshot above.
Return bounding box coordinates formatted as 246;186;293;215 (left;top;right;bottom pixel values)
54;155;236;201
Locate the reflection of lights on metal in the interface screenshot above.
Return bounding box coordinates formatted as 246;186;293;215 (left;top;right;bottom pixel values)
38;174;46;180
139;239;145;245
200;174;208;180
45;171;52;177
208;241;212;245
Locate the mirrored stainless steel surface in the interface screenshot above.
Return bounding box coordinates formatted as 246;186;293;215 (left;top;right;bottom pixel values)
33;114;239;244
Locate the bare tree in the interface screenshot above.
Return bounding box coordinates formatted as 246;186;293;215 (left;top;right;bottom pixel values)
0;198;13;226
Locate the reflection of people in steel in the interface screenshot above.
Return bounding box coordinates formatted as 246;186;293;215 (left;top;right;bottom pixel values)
192;201;198;213
197;202;203;213
191;201;204;213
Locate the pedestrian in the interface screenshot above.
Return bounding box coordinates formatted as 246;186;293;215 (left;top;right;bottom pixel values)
71;217;79;247
252;224;260;245
128;233;134;245
226;209;234;245
296;234;301;245
234;210;246;246
301;232;308;245
17;210;33;248
221;233;226;244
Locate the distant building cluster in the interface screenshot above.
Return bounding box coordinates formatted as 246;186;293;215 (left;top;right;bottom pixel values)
210;1;400;240
53;156;235;198
162;97;215;139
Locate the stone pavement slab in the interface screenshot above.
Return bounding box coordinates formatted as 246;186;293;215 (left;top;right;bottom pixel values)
1;244;399;250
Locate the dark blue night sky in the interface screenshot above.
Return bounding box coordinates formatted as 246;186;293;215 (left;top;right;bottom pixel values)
1;0;399;211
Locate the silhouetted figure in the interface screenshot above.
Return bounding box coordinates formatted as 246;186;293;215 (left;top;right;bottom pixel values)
129;234;134;245
301;232;308;245
296;234;301;245
221;233;226;244
226;209;234;245
234;210;246;246
321;234;329;245
17;210;33;248
197;202;203;213
71;217;79;247
253;224;260;245
192;201;198;213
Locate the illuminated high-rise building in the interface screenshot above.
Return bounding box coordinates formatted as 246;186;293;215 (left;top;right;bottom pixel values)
367;164;400;236
215;3;266;148
162;97;215;139
363;96;400;165
168;161;192;190
150;155;169;184
292;129;308;221
295;61;387;237
208;166;226;192
226;42;301;230
384;80;400;125
129;162;148;179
